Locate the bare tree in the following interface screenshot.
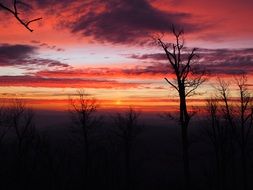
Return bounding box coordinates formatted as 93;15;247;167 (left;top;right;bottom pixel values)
69;89;100;189
156;27;206;189
235;75;253;190
0;103;11;147
6;99;36;187
8;99;36;156
205;75;253;190
205;98;228;190
216;79;235;129
113;107;141;190
0;0;42;32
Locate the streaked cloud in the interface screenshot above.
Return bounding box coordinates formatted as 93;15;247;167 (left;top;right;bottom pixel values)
0;44;69;69
129;48;253;75
70;0;201;44
0;75;148;89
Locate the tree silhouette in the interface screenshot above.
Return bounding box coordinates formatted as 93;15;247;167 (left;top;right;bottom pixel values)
0;103;11;148
0;0;42;32
215;78;239;189
113;107;141;190
7;99;36;188
205;75;253;190
235;75;253;190
9;99;35;153
69;89;100;189
156;27;206;189
205;98;228;190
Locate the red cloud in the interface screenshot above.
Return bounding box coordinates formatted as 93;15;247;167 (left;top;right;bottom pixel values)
0;75;148;89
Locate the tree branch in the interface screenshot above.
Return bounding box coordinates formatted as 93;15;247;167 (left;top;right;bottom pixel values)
0;1;42;32
164;77;179;91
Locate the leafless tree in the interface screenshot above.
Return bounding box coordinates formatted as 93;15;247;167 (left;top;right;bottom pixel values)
215;79;235;128
205;75;253;190
215;78;240;189
234;75;253;190
0;0;42;32
69;89;100;189
113;107;141;190
0;103;11;147
205;98;228;190
205;78;236;190
156;27;206;189
6;99;36;187
8;99;36;156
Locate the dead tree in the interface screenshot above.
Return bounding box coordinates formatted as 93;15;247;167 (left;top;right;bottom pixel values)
7;99;36;187
205;98;228;190
216;79;235;129
0;0;42;32
0;104;11;148
113;107;141;190
9;99;36;157
156;27;206;189
69;89;99;189
215;78;239;189
235;75;253;190
206;75;253;190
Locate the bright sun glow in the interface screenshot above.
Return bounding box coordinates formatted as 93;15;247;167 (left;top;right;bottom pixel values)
116;100;122;105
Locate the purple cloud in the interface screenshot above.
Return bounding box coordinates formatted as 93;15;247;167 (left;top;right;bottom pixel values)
0;75;148;89
0;44;36;61
0;44;69;69
128;48;253;75
70;0;202;44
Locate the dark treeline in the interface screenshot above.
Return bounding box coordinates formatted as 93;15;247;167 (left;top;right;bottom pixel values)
0;77;252;190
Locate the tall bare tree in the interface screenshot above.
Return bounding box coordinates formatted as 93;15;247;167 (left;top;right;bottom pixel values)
0;0;42;32
6;99;36;187
205;75;253;190
205;98;228;190
69;89;100;189
9;99;36;153
216;78;240;189
0;103;11;147
156;27;206;189
235;75;253;190
113;107;141;190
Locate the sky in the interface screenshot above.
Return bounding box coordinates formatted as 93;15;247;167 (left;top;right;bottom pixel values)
0;0;253;113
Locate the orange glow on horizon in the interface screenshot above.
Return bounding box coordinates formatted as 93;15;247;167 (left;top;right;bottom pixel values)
0;0;253;113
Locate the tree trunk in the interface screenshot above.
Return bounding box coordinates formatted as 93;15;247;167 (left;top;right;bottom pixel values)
241;140;248;190
83;127;90;189
125;139;131;190
179;85;191;190
240;112;248;190
181;124;190;189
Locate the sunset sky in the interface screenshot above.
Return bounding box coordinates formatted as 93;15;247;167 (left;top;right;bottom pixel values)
0;0;253;112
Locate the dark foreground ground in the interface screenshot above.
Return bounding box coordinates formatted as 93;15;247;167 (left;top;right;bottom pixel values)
0;110;252;190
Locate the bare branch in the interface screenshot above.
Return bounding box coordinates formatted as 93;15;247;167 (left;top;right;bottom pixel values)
0;1;42;32
181;48;198;79
113;107;141;140
164;77;179;91
156;26;206;188
157;38;177;67
185;73;207;97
